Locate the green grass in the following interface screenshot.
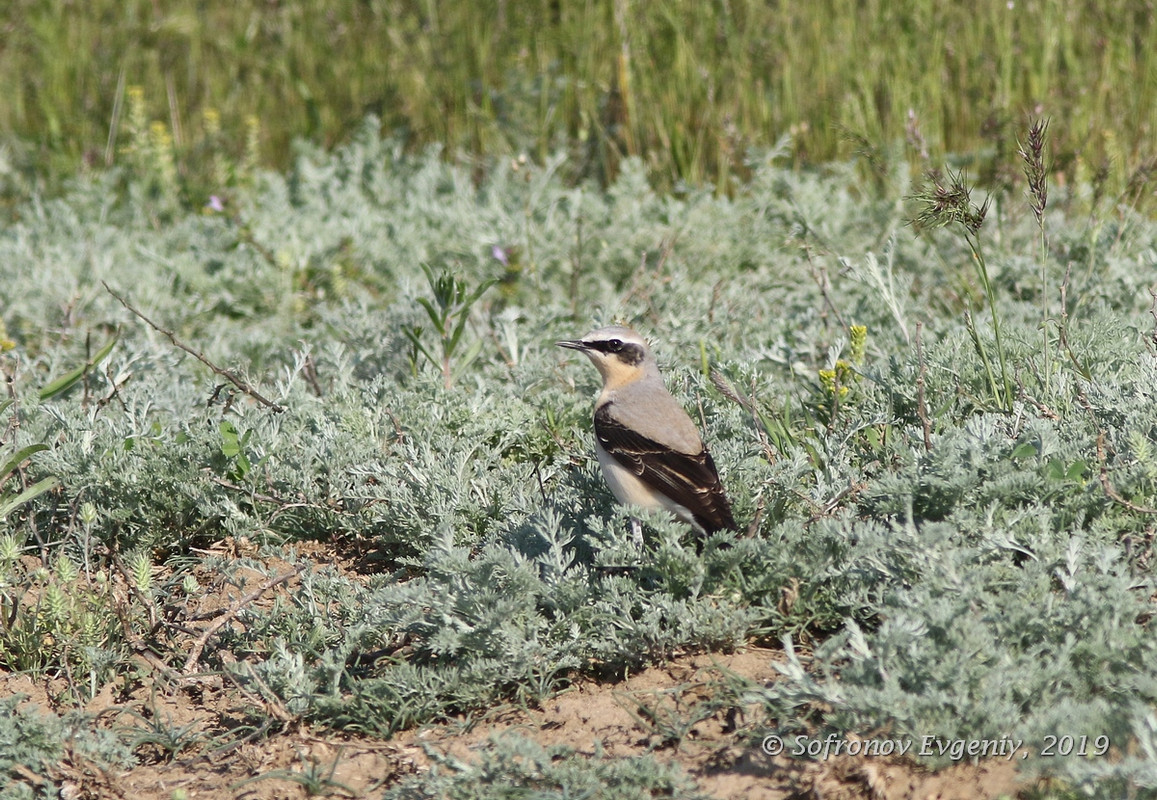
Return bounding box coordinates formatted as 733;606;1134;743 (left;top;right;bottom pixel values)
2;120;1157;796
2;0;1157;200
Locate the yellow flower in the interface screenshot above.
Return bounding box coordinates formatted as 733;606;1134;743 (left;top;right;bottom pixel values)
849;325;868;365
819;361;852;399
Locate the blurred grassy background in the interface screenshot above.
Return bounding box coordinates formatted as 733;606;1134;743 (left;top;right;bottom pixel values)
2;0;1155;198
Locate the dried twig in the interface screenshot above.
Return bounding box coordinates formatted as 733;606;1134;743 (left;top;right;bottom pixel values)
104;282;285;413
183;564;306;674
623;232;679;322
109;547;160;629
210;476;297;507
209;476;353;525
1148;287;1157;353
105;552;180;680
915;321;932;452
300;351;324;398
223;664;297;724
1096;431;1157;516
710;369;777;465
744;494;765;539
804;248;848;331
804;481;865;526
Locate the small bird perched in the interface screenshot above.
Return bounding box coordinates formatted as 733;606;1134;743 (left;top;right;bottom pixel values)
557;325;737;535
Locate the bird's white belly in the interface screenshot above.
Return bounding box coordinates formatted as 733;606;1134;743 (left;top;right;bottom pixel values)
595;441;696;526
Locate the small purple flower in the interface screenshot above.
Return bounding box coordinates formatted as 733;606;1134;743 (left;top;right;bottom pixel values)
491;244;509;267
206;195;226;213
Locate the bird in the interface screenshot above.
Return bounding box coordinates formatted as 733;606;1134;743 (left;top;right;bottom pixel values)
557;325;737;536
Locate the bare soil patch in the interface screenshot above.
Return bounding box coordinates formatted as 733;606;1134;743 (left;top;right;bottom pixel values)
1;542;1032;799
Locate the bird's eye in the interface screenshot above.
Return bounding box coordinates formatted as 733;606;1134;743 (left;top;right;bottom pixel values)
606;339;623;352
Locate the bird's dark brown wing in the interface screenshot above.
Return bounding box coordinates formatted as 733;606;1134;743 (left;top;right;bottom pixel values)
595;403;737;534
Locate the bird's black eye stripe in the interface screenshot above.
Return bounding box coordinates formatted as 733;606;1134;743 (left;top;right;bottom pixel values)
583;337;644;364
587;338;624;353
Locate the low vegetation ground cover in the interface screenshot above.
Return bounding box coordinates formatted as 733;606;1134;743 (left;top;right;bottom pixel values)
1;120;1156;798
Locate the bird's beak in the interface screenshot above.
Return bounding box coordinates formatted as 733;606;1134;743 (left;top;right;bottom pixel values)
556;339;588;351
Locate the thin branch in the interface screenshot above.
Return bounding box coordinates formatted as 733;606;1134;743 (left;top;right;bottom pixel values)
106;552;180;681
110;547;159;629
915;322;932;452
210;476;298;507
804;481;865;527
300;351;324;398
223;664;296;724
744;494;764;539
1147;287;1157;353
1096;431;1157;516
183;564;307;674
710;369;777;465
103;282;285;413
209;476;355;525
804;247;848;331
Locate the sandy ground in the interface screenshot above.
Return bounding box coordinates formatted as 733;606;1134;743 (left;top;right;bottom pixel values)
1;542;1032;799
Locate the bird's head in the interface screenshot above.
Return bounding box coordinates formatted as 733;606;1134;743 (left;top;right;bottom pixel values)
557;325;657;389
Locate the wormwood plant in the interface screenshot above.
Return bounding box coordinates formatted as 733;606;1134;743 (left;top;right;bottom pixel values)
0;124;1156;797
0;696;132;800
118;702;205;764
234;751;356;797
384;734;707;800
